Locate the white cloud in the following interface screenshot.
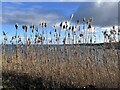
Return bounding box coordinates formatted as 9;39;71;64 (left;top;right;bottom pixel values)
96;0;119;5
2;2;68;26
2;7;65;26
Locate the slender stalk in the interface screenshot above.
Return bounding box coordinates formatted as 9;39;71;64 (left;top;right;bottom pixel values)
15;23;18;60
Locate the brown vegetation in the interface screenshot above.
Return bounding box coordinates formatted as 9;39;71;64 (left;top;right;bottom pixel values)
1;15;120;89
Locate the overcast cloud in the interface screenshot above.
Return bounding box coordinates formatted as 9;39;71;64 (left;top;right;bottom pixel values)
73;2;118;27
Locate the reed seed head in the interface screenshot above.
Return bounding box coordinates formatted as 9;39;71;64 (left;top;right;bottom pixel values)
77;20;80;24
70;14;74;20
60;22;62;28
25;25;28;32
82;17;86;22
40;22;44;28
12;36;15;40
72;26;74;31
113;26;115;30
36;27;38;32
30;24;34;29
69;26;71;30
15;23;18;30
22;24;25;30
89;18;93;22
88;23;92;29
4;37;7;41
44;22;47;27
63;25;66;30
80;34;83;37
2;31;6;36
63;37;66;44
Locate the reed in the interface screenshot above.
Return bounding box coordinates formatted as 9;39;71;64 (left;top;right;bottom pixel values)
1;15;120;89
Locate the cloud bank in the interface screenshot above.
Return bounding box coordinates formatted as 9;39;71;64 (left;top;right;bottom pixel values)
2;2;80;25
2;2;118;27
73;2;118;27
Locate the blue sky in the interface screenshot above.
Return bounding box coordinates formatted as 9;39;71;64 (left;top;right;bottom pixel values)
0;1;118;44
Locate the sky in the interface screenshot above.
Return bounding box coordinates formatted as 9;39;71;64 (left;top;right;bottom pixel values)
0;1;119;44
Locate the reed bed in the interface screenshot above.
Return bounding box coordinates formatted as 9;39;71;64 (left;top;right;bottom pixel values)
1;16;120;89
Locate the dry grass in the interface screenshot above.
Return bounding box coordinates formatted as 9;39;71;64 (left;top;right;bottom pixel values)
2;46;119;89
1;17;120;89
